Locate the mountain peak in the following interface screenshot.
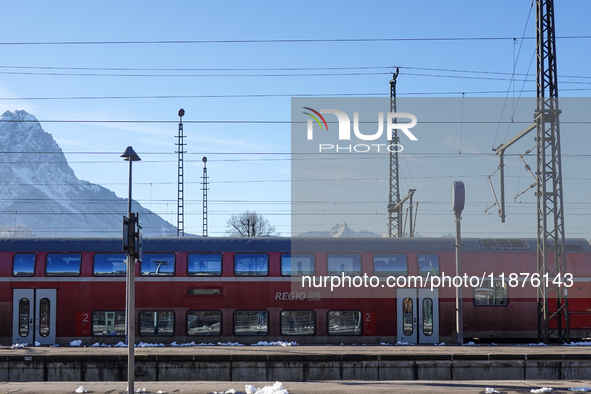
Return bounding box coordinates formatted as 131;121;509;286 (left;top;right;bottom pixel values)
1;110;37;122
297;221;383;238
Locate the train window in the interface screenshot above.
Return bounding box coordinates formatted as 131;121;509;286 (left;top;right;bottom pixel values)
46;253;81;276
281;253;315;276
281;311;315;336
13;253;35;276
234;253;269;276
417;254;439;277
188;253;222;276
327;254;361;276
422;298;433;336
373;254;407;277
140;253;175;276
187;311;222;336
139;311;175;336
327;311;362;336
39;298;50;337
93;254;126;276
92;311;125;336
474;281;509;306
234;311;268;336
19;298;30;336
402;298;413;336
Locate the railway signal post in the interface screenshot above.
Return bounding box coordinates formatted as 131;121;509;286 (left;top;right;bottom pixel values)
121;146;141;394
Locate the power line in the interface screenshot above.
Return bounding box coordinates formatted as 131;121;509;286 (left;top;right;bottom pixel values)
0;36;588;46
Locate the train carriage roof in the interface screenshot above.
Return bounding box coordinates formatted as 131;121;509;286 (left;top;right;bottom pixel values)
0;237;589;254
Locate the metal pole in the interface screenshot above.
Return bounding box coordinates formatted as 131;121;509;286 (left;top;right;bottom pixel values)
499;151;505;223
127;159;135;394
455;212;463;345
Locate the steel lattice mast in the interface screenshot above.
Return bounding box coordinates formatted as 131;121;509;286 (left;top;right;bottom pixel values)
387;68;402;237
202;157;209;237
535;0;568;343
176;109;186;237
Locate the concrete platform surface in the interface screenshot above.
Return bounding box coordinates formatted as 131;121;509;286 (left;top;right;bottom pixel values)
2;344;590;357
1;380;591;394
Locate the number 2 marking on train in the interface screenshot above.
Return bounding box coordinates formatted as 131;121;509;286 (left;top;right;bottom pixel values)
365;313;371;322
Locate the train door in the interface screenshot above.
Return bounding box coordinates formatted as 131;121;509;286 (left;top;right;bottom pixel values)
396;288;439;344
12;289;57;345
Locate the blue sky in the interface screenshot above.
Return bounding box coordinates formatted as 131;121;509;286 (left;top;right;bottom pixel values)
0;1;590;237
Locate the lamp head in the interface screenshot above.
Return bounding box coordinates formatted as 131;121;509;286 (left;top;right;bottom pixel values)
121;146;141;162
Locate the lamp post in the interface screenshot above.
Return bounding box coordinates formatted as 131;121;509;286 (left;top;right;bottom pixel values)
121;146;140;393
451;181;465;345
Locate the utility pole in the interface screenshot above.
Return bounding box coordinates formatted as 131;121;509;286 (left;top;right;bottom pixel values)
176;109;186;237
490;0;568;343
535;0;568;343
202;157;209;237
387;68;402;237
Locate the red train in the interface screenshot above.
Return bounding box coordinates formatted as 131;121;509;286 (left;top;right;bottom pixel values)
1;237;590;346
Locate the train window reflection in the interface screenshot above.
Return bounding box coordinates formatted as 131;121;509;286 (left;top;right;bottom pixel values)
373;254;407;277
13;253;35;276
19;298;30;337
422;298;433;336
327;254;361;276
234;311;268;336
46;253;81;276
92;311;125;336
39;298;50;337
281;311;315;335
139;311;175;336
187;311;222;336
474;281;509;306
188;253;222;276
234;253;269;276
402;298;413;336
281;253;315;276
93;254;126;276
327;311;362;336
140;253;175;276
418;254;439;277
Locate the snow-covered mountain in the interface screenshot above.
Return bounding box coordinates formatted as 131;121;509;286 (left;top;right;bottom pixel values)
296;221;383;237
0;110;177;236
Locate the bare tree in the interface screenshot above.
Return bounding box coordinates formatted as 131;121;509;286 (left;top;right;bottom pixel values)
225;210;279;237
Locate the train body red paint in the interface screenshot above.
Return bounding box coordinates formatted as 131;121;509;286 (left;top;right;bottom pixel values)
1;237;590;345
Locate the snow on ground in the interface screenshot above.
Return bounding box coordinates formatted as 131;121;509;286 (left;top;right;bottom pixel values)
137;342;165;347
251;341;299;346
75;386;87;393
485;388;500;394
11;343;27;349
395;341;413;345
568;388;591;392
462;341;477;346
217;342;245;346
565;341;591;346
245;382;288;394
70;340;82;347
531;388;553;393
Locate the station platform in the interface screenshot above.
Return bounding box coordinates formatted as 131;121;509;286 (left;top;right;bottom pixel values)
2;380;591;394
1;345;590;382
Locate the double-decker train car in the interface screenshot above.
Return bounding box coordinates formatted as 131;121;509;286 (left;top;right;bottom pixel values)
1;237;590;346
